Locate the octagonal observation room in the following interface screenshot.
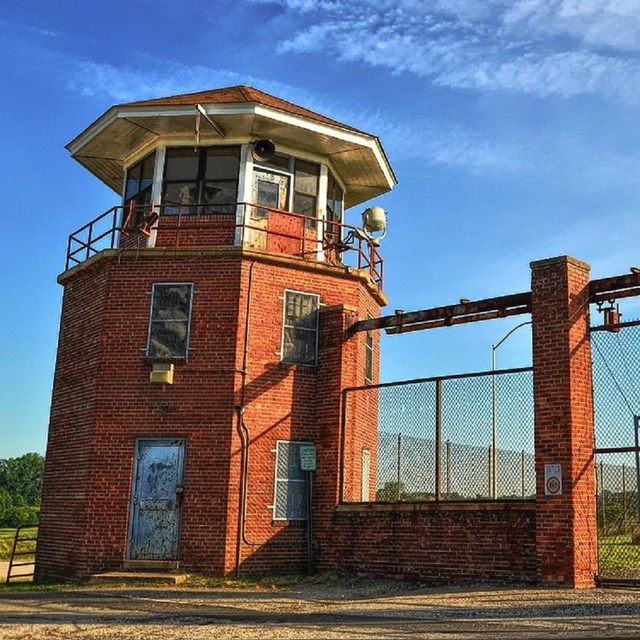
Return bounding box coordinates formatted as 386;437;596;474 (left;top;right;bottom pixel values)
65;85;396;287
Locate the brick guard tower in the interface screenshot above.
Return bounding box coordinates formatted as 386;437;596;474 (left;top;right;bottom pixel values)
36;86;396;581
36;86;604;589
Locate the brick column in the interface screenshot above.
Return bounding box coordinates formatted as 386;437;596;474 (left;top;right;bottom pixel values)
531;256;597;588
314;303;360;570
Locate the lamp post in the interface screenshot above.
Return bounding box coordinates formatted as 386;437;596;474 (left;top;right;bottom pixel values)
491;320;532;499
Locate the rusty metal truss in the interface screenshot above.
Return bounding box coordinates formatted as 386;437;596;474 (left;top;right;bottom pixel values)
347;269;640;338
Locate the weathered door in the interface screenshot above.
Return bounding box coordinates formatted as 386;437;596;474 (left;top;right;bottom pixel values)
128;439;185;560
249;170;292;251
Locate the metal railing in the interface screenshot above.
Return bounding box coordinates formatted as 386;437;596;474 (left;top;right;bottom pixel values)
342;367;535;503
65;202;383;285
6;524;38;584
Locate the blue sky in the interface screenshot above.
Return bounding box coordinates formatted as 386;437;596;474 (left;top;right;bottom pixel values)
2;0;640;457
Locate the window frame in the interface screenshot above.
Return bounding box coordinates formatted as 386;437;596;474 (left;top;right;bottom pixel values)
273;440;312;521
162;146;240;215
146;282;195;360
280;289;320;366
325;170;344;240
253;154;320;223
123;151;156;225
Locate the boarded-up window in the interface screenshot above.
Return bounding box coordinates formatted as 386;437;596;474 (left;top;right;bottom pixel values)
274;441;310;521
147;283;194;358
281;290;320;365
365;316;374;382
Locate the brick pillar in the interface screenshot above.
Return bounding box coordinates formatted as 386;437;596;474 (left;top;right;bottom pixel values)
314;303;360;570
530;256;597;588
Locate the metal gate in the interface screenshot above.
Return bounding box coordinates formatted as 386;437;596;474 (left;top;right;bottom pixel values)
591;322;640;584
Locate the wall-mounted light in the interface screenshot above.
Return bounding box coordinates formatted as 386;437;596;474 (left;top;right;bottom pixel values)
150;363;175;384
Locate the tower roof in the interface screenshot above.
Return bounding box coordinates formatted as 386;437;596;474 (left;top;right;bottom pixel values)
120;85;362;134
67;85;396;208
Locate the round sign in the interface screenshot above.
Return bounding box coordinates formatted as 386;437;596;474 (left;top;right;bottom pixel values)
546;476;561;495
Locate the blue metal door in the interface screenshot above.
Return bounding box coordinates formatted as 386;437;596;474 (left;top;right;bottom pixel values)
128;439;185;560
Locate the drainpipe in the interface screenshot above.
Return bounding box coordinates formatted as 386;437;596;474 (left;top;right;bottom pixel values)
234;260;258;577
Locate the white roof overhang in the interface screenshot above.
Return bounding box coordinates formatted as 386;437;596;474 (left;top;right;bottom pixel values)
66;103;396;209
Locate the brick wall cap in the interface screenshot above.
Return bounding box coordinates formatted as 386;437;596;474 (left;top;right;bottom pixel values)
530;255;590;273
336;500;536;514
59;247;388;306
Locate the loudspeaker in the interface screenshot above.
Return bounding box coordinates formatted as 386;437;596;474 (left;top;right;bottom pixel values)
252;139;276;162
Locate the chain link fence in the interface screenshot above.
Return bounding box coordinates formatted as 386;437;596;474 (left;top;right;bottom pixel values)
591;322;640;581
342;368;534;503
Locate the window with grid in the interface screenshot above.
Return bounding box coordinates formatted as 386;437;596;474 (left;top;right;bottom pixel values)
274;441;310;521
147;283;194;358
281;290;320;365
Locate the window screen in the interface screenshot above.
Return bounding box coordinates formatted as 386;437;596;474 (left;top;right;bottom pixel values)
147;283;194;358
274;441;310;521
281;290;320;365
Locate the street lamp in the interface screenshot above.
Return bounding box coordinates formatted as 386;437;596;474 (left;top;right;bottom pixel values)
491;320;532;499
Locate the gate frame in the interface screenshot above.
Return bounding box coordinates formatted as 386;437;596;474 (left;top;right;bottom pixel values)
346;256;640;588
590;321;640;585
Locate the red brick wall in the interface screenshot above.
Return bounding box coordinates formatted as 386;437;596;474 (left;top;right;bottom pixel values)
37;248;383;581
530;256;597;588
321;502;536;583
229;260;382;575
38;242;599;587
153;214;237;248
35;261;108;581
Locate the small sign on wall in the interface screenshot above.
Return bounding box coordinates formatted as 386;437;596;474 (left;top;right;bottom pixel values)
544;463;562;496
299;445;317;471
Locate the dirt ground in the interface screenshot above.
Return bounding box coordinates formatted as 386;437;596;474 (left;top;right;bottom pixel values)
1;573;640;640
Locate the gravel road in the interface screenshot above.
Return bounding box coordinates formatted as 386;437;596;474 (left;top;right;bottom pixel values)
1;575;640;639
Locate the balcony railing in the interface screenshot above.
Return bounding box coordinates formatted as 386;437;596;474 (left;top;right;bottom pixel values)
65;202;384;286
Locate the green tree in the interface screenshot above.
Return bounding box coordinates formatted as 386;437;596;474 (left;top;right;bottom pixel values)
376;480;407;502
0;487;12;523
0;453;44;507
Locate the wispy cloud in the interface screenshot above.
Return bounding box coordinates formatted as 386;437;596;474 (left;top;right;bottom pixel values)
502;0;640;51
56;0;640;181
0;18;63;39
266;0;640;105
65;59;320;108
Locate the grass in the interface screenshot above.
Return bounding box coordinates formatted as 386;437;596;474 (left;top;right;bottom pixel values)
0;528;16;561
0;572;322;594
599;535;640;572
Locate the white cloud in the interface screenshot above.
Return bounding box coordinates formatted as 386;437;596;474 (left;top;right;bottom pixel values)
271;0;640;105
503;0;640;51
67;61;243;103
66;59;322;109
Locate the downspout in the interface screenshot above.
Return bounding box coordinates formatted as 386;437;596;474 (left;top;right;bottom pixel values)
234;260;257;577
